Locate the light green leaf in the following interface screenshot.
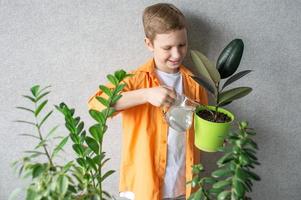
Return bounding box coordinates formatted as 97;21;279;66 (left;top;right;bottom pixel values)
46;125;59;139
30;85;40;97
16;106;34;114
35;91;50;102
57;175;69;195
191;50;220;83
19;133;40;139
38;110;53;128
217;190;231;200
22;95;36;103
101;170;115;182
35;100;48;117
14;120;36;126
52;136;69;158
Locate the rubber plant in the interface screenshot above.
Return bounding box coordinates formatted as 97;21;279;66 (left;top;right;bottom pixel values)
12;69;131;200
191;38;252;121
188;121;261;200
190;39;253;152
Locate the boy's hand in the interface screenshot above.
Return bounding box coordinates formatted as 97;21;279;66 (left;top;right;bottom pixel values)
146;86;176;108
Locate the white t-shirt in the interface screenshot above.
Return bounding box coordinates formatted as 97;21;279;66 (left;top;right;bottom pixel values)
119;69;186;200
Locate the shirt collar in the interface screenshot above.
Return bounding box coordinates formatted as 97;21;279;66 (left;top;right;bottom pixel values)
136;58;193;76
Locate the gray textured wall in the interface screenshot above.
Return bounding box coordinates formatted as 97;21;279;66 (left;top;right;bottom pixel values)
1;0;300;199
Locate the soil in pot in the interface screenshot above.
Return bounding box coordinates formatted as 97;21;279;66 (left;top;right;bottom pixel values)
196;109;232;123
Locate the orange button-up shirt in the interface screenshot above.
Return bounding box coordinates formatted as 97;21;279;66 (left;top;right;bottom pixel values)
88;59;208;200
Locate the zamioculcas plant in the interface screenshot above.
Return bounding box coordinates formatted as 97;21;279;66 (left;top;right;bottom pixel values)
191;39;252;122
12;69;132;200
12;85;73;200
188;121;261;200
56;69;132;200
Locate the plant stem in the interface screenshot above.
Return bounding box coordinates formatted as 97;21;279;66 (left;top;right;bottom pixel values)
214;82;220;122
34;104;54;167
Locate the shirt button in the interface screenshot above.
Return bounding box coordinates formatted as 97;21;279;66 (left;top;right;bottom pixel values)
162;140;166;144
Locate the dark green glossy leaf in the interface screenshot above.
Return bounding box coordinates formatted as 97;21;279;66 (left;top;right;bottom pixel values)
99;85;112;97
85;136;99;154
89;124;103;142
96;96;109;107
233;178;245;197
107;74;119;86
245;170;261;181
217;152;234;166
114;83;126;94
191;75;217;95
114;70;127;81
86;156;97;171
89;109;105;124
218;87;252;106
32;164;44;178
77;121;84;134
213;180;231;189
212;168;232;178
73;144;84;156
111;94;122;105
76;158;86;167
222;70;252;90
217;39;244;79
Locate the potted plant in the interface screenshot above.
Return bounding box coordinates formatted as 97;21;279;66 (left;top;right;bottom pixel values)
188;121;261;200
190;39;253;152
11;70;131;200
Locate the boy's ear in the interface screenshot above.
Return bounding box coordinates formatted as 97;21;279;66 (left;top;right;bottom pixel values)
144;37;154;52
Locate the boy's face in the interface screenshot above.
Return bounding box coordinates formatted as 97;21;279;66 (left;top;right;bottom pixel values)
145;28;188;73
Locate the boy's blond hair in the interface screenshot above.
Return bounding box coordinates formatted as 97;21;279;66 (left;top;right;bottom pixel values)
142;3;187;42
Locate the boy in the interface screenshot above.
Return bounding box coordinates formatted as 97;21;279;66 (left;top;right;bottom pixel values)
88;3;208;200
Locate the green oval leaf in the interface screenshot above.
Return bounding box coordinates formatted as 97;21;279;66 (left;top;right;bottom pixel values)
85;136;99;154
191;50;220;83
218;87;252;106
222;70;252;90
217;39;244;79
35;100;48;117
217;190;231;200
191;75;217;95
212;168;232;178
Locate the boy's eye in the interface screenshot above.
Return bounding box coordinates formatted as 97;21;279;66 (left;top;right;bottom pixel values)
179;43;186;47
162;47;171;50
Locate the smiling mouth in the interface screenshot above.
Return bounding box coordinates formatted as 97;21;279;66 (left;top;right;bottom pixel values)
169;60;181;64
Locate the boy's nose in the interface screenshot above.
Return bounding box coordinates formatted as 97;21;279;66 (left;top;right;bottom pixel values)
171;48;181;59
